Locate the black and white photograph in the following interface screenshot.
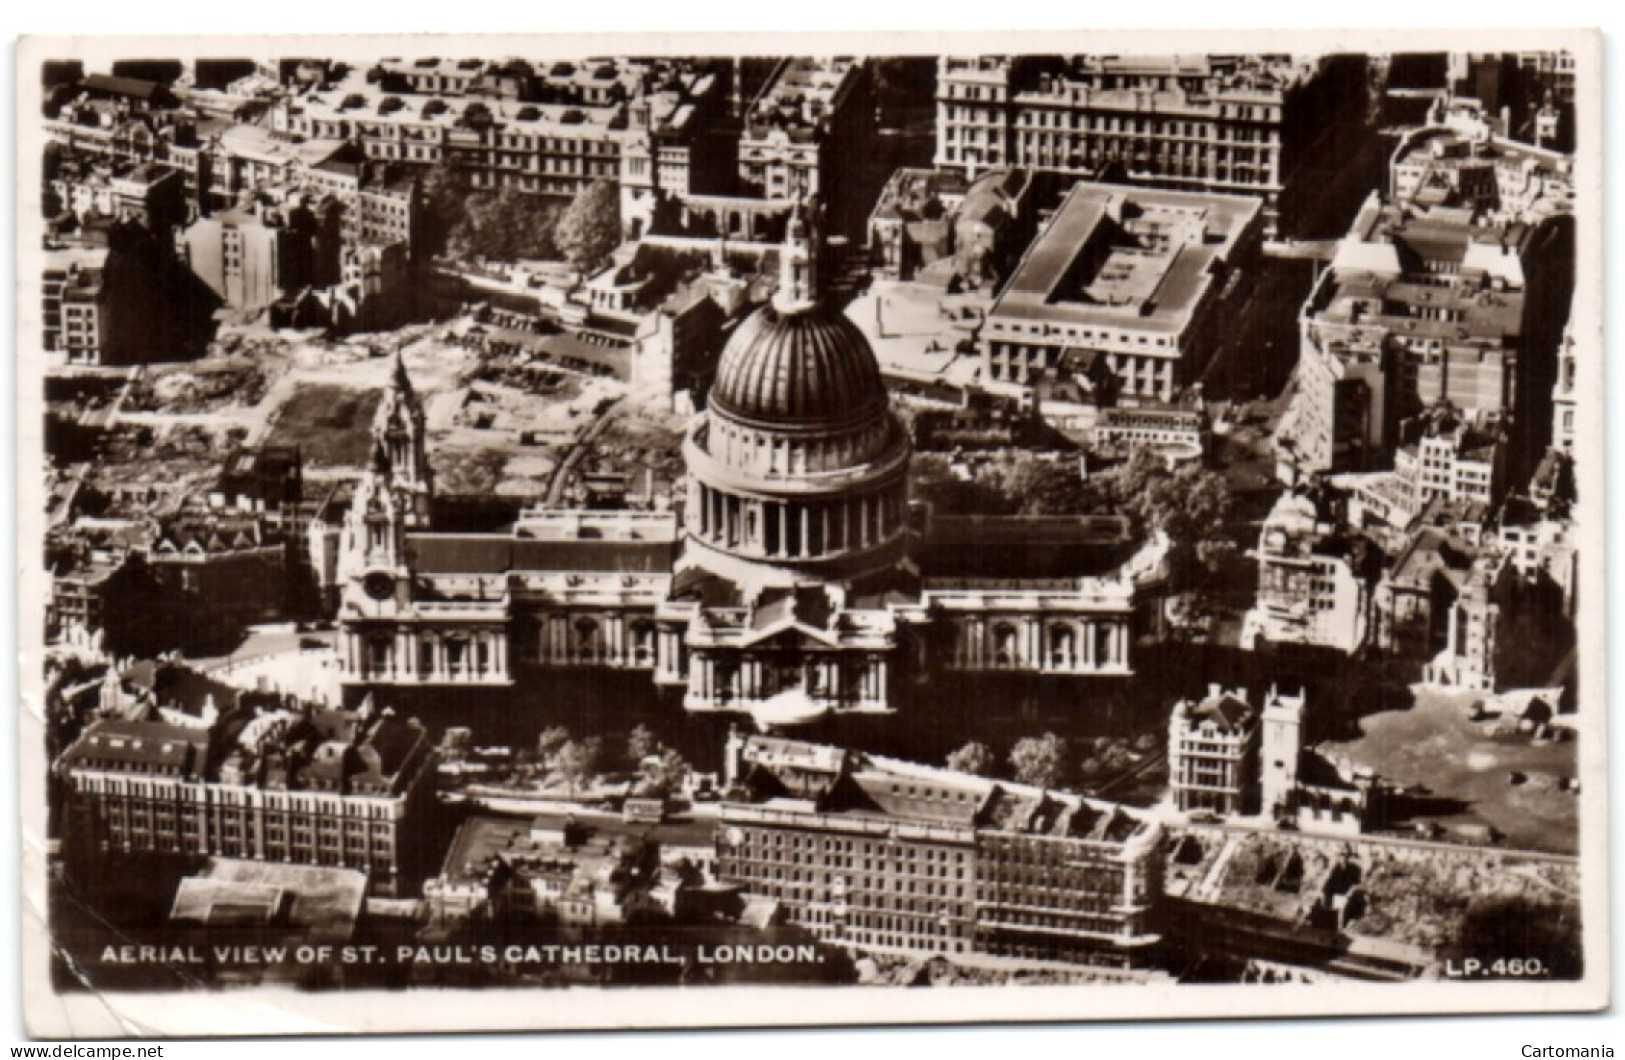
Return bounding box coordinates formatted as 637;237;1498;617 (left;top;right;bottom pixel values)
13;27;1607;1038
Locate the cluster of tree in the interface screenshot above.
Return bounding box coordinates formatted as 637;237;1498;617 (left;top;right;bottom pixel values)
420;163;622;270
945;731;1160;792
420;159;567;262
526;723;690;799
553;180;622;273
915;449;1243;612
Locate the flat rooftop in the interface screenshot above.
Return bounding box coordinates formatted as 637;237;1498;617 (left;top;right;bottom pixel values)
407;533;675;577
1313;268;1524;345
989;182;1259;336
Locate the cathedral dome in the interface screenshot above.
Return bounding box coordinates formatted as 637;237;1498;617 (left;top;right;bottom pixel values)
709;302;888;430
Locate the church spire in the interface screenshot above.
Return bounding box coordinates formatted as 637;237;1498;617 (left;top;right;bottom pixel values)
391;345;417;405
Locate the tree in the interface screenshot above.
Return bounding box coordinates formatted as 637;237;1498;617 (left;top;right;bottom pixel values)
1008;733;1070;790
945;741;995;777
551;736;604;798
419;158;471;258
555;179;621;273
439;183;567;264
640;748;691;798
1009;458;1101;516
535;725;571;767
626;724;659;765
461;101;494;130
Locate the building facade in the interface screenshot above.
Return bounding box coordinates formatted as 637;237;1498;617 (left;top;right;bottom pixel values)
58;693;438;894
1242;493;1369;654
1551;313;1577;455
1394;408;1505;509
737;58;874;238
1168;686;1260;815
715;733;1163;969
933;54;1365;235
43;248;110;364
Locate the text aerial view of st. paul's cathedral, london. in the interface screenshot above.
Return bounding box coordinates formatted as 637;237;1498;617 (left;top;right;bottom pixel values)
15;29;1608;1037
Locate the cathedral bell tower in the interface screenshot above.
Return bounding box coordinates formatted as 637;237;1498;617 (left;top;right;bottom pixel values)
374;348;433;526
338;442;413;616
338;352;433;618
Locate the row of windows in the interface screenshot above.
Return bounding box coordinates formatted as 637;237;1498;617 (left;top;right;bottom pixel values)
88;789;399;820
737;829;968;864
104;821;395;857
726;855;969;889
103;809;393;839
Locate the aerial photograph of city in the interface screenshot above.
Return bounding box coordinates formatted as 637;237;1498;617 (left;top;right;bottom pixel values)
18;31;1603;1036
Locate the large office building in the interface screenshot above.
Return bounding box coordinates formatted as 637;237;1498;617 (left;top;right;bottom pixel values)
979;180;1261;405
273;57;730;200
328;203;1167;721
58;690;438;894
1273;195;1527;477
715;733;1163;969
933;54;1366;235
